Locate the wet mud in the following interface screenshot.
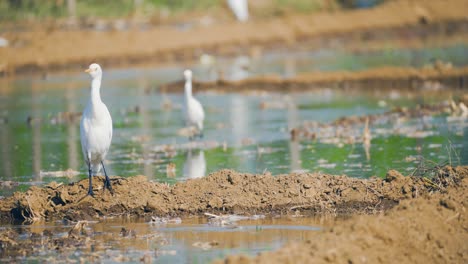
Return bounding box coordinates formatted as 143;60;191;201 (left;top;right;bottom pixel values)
2;0;468;75
219;168;468;264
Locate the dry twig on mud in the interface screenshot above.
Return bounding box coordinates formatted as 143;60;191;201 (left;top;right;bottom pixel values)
410;152;463;191
410;156;448;179
289;205;311;211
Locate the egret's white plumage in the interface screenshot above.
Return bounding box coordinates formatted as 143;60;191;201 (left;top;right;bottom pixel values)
80;63;113;196
227;0;248;22
183;69;205;139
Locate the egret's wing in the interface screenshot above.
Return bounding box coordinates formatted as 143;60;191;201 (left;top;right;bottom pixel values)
192;98;205;121
191;98;205;131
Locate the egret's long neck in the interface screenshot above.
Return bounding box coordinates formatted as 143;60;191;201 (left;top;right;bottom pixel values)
184;78;192;99
90;77;102;104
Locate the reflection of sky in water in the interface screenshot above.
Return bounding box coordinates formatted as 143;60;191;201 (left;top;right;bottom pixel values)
0;44;467;196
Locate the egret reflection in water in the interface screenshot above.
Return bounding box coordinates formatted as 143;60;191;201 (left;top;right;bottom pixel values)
183;149;206;179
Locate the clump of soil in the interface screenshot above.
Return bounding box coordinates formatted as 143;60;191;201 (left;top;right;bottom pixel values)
217;168;468;264
0;166;465;223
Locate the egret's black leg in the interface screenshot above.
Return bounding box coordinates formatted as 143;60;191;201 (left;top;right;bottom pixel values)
101;161;113;193
87;163;95;197
198;131;204;139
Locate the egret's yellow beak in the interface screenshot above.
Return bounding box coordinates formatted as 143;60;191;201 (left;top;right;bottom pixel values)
84;68;92;73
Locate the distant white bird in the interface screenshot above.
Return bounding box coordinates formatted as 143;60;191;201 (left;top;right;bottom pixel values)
80;63;113;196
183;149;206;179
183;69;205;139
227;0;248;22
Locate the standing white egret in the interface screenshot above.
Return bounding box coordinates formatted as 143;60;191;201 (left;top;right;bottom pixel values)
80;63;113;196
183;69;205;139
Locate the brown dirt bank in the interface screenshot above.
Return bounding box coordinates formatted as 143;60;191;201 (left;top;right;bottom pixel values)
2;0;468;76
0;166;465;223
218;172;468;264
161;65;468;93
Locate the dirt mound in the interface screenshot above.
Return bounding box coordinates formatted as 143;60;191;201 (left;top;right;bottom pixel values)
217;172;468;264
0;166;465;223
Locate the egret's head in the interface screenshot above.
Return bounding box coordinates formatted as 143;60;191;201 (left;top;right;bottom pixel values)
85;63;102;79
183;69;192;80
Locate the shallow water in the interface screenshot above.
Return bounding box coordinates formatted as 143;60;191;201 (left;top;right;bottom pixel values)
0;44;467;196
1;216;327;263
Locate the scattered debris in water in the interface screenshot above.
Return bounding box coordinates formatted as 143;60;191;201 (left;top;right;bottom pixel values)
290;101;467;144
205;213;265;227
68;220;90;238
120;227;137;237
50;111;82;125
177;126;198;138
259;100;289;110
130;134;152;143
0;180;19;188
150;216;182;225
192;240;219;250
39;169;80;178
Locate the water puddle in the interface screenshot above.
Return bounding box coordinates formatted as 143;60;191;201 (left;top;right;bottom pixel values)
1;216;329;263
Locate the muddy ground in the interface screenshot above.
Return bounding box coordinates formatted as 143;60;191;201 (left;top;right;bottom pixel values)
0;166;466;262
1;0;468;75
219;168;468;264
161;65;468;93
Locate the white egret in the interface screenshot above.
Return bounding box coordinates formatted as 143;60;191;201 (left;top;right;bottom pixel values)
183;69;205;139
227;0;248;22
80;63;113;196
